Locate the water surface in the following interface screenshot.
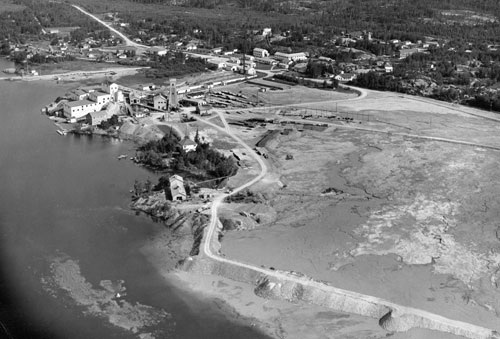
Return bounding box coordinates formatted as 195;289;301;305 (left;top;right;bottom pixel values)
0;62;270;339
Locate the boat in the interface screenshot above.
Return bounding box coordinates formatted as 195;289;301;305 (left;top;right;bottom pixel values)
117;154;128;160
56;129;67;136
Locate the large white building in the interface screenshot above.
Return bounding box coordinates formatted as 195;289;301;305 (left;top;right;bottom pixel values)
253;48;269;58
63;100;105;119
88;91;111;105
274;52;308;63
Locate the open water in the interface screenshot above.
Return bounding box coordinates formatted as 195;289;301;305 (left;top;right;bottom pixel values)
0;58;270;339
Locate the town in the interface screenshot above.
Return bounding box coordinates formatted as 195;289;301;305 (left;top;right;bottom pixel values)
3;1;500;339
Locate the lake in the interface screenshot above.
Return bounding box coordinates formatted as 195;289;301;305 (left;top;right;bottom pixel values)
0;58;270;339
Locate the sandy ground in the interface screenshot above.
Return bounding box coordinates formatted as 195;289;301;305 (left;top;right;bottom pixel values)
210;89;500;337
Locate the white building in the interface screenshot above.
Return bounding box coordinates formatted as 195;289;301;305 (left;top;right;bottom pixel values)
262;28;272;37
63;100;105;119
69;89;89;101
253;48;269;58
169;174;187;201
179;138;197;153
207;58;227;69
149;46;167;56
89;91;111;105
274;52;308;63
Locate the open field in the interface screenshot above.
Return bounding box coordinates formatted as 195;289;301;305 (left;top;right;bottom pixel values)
216;89;500;336
0;0;25;13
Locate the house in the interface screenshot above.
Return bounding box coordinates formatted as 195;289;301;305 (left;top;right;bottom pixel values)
262;28;272;37
179;138;197;153
211;47;223;54
149;46;167;56
88;91;111;105
334;73;357;82
169;175;187;201
153;94;167;110
185;43;197;51
63;100;102;119
86;111;111;126
253;48;269;58
384;62;393;73
196;105;213;116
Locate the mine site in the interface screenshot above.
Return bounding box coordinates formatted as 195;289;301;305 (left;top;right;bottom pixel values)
174;83;500;338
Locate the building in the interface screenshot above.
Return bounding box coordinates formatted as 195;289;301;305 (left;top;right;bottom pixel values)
88;91;111;105
398;48;419;59
102;82;119;96
185;43;197;51
211;47;223;54
207;58;226;69
149;46;167;56
179;138;197;153
63;100;103;119
196;104;213;116
139;83;156;91
86;111;110;126
274;52;308;63
168;78;178;109
69;89;89;101
384;62;393;73
334;73;357;82
253;48;269;58
169;175;187;201
153;94;167;110
262;28;272;37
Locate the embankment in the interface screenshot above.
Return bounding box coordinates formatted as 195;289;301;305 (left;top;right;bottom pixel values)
179;217;500;339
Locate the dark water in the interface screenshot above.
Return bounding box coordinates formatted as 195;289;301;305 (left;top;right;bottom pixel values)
0;62;270;339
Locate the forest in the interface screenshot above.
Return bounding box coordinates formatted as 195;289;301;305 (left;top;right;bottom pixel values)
117;51;213;78
135;132;238;182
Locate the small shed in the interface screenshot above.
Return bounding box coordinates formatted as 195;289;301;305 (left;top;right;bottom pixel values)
169;175;187;201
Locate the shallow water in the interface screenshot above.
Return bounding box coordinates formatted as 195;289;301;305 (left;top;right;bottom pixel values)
0;60;270;339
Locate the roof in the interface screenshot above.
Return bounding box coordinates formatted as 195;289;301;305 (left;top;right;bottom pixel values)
169;175;186;198
87;110;108;119
154;94;167;100
179;138;197;147
91;91;110;97
254;48;267;52
71;89;87;96
66;100;94;107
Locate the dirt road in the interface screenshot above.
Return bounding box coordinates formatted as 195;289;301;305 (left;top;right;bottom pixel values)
71;5;148;53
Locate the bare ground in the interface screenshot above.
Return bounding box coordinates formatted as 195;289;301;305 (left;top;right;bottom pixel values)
217;92;500;336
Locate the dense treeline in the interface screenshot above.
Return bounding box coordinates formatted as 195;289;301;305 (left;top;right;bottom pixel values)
117;51;211;77
0;1;101;41
136;132;237;179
